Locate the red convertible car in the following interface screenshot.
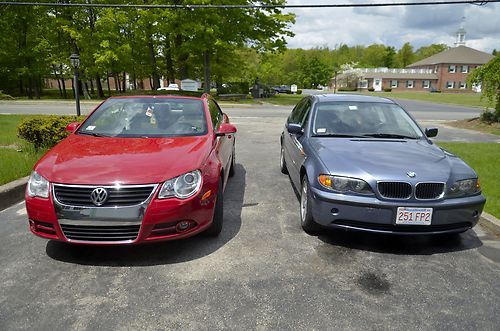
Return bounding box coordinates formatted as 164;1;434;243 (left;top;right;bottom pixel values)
25;94;237;244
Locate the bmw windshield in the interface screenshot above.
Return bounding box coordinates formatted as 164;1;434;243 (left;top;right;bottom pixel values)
312;101;423;139
77;97;208;138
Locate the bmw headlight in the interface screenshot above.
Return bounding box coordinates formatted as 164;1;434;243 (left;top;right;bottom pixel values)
447;178;480;198
158;170;202;199
27;171;49;198
318;175;373;195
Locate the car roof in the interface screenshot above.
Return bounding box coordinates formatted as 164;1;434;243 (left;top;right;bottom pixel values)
312;93;395;104
107;92;208;100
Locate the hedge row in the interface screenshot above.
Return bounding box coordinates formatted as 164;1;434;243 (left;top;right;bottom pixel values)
17;116;84;149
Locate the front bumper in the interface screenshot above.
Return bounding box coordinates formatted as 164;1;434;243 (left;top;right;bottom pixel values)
26;183;217;245
309;186;486;235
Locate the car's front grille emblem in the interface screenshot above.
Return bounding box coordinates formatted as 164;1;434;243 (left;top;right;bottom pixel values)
406;171;416;178
90;187;108;206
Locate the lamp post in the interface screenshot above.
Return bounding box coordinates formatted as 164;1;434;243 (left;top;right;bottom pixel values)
70;53;81;116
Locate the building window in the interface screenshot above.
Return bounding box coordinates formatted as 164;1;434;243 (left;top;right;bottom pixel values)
358;80;368;89
391;80;398;88
423;80;431;89
461;65;469;73
434;65;439;73
459;82;467;89
446;81;455;89
406;80;414;89
448;65;456;73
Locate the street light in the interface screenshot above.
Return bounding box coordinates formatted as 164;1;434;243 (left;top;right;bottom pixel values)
70;53;81;116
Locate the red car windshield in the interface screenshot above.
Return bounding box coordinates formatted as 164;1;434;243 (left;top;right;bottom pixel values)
77;97;208;138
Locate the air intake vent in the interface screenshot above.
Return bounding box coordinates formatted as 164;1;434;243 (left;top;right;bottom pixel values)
60;224;140;242
53;184;156;207
416;183;445;200
378;182;412;199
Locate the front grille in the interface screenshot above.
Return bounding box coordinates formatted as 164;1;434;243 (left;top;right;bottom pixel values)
416;183;445;200
53;184;156;207
60;224;140;242
378;182;412;199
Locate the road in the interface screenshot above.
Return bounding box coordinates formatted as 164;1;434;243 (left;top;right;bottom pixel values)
0;104;499;330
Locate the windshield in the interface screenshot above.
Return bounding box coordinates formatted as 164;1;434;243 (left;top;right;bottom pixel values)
77;98;207;138
312;101;423;139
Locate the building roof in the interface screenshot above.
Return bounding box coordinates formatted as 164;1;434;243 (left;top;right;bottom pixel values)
407;45;494;67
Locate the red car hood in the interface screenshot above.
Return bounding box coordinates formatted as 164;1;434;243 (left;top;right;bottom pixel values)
35;134;212;185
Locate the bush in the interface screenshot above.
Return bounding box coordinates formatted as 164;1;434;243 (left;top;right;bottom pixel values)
338;87;358;92
296;90;303;95
217;82;250;95
17;115;84;149
480;110;500;123
367;87;375;92
383;88;392;92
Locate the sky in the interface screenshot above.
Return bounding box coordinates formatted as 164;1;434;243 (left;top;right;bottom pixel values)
285;0;500;52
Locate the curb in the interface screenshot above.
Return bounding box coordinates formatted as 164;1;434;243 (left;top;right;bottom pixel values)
479;212;500;236
0;176;28;211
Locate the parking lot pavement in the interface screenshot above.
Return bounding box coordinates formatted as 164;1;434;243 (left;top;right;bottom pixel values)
1;106;499;330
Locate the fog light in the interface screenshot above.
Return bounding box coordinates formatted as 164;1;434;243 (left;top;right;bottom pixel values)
176;221;191;232
472;210;479;218
331;208;339;215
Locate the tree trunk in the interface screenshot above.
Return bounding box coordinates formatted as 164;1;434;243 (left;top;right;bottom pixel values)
27;75;33;100
122;72;127;92
114;74;120;93
34;74;41;99
106;72;111;96
90;79;95;94
203;51;211;93
165;46;175;84
148;38;160;90
53;65;63;97
95;74;104;98
60;65;67;99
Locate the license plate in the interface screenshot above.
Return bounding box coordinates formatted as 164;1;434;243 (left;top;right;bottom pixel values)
396;207;433;225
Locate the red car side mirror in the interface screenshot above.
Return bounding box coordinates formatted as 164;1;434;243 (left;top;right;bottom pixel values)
216;123;237;137
66;122;80;133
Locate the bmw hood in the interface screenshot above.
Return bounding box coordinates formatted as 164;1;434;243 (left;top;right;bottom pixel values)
308;138;474;182
34;134;212;185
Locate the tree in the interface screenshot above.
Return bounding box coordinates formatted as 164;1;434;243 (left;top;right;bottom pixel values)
415;44;448;62
362;44;387;68
468;57;500;121
397;42;415;67
383;46;396;68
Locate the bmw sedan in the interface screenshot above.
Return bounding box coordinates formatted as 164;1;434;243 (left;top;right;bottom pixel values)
26;94;236;244
280;94;486;235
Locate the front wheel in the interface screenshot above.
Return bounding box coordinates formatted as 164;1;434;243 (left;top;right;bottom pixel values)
204;179;223;237
280;143;288;174
300;176;321;233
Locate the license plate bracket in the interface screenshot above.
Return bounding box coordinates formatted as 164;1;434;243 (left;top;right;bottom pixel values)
396;207;433;226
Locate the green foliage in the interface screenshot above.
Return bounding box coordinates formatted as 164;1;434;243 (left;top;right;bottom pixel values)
480;110;500;123
367;87;375;92
17;116;83;149
383;88;392;92
338;87;358;92
217;82;250;95
0;91;15;100
468;57;500;121
398;42;415;67
415;44;449;61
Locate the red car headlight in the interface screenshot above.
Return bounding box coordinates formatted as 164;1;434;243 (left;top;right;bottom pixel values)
158;170;202;199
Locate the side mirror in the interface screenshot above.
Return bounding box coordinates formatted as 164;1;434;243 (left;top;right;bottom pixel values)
425;127;438;138
66;122;80;133
287;123;303;135
216;123;237;137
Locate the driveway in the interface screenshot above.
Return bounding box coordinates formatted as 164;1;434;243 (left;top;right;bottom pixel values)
0;105;499;330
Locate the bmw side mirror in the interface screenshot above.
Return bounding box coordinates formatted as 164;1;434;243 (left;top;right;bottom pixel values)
287;123;303;135
425;127;438;138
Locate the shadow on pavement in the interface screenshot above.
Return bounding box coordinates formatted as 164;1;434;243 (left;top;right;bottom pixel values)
317;228;482;255
46;164;246;266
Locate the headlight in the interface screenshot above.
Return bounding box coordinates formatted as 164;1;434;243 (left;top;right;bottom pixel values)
318;175;373;195
27;171;49;198
158;170;202;199
447;178;480;198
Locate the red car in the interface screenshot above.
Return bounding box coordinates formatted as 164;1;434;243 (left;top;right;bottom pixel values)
25;94;237;244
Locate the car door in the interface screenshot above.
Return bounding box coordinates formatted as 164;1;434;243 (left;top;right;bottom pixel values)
208;99;232;186
283;98;311;185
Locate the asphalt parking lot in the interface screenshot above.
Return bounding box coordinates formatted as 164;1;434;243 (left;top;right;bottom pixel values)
0;102;499;330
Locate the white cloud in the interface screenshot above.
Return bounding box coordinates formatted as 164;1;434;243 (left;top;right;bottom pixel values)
284;0;500;52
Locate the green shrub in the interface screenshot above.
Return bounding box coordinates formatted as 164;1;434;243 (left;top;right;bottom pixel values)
296;90;303;95
217;82;250;95
383;88;392;92
17;115;84;149
367;87;375;92
480;110;500;123
338;87;358;92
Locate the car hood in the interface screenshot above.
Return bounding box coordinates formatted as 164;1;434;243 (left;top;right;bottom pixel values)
308;138;472;181
35;134;212;185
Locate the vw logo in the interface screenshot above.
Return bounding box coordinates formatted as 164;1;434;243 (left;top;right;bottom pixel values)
407;171;417;178
90;187;108;206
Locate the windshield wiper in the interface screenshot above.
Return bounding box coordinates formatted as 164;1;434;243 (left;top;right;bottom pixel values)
313;134;367;138
77;131;113;138
361;133;418;139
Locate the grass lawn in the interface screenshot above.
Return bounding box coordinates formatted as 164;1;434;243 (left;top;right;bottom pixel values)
0;114;48;185
437;142;499;218
359;91;491;108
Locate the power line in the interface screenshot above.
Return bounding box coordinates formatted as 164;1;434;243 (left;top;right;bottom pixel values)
0;1;498;9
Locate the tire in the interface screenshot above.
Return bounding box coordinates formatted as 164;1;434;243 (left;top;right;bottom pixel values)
300;176;321;233
228;141;235;178
280;142;288;174
204;179;224;237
